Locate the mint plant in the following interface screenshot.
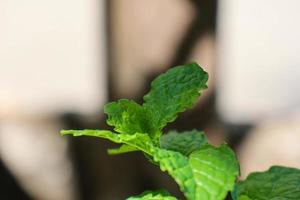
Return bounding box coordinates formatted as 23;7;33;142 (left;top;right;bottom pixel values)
61;63;300;200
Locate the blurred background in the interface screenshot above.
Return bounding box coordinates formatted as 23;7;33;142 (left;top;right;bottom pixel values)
1;0;300;199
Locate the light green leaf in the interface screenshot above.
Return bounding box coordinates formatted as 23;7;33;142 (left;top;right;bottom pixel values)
61;130;154;155
152;144;239;200
152;148;196;200
127;190;177;200
107;144;138;155
160;129;207;156
143;63;208;129
104;99;158;139
189;144;240;200
61;129;119;141
236;195;250;200
232;166;300;200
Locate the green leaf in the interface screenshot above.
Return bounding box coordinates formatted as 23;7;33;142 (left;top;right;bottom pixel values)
189;144;240;200
236;195;250;200
160;129;207;156
107;144;138;155
143;63;208;129
152;148;196;200
60;63;246;200
232;166;300;200
152;144;239;200
127;190;177;200
61;130;154;156
104;99;158;139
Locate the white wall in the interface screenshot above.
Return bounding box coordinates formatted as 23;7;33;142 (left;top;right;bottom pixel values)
217;0;300;124
0;1;107;199
0;0;107;116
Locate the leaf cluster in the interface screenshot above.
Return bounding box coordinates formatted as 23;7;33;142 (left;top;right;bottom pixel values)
61;63;300;200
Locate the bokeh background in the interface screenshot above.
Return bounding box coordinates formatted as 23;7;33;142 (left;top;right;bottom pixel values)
1;0;300;199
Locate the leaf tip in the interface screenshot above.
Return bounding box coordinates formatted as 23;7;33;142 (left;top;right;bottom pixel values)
60;129;70;136
60;130;80;136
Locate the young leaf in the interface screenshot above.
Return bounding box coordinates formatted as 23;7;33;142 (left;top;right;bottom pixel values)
189;144;240;200
160;129;207;156
127;190;177;200
232;166;300;200
143;63;208;129
61;130;154;156
104;99;158;138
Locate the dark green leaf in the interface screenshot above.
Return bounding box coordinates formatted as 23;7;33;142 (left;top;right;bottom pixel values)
160;129;207;156
232;166;300;200
143;63;208;129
